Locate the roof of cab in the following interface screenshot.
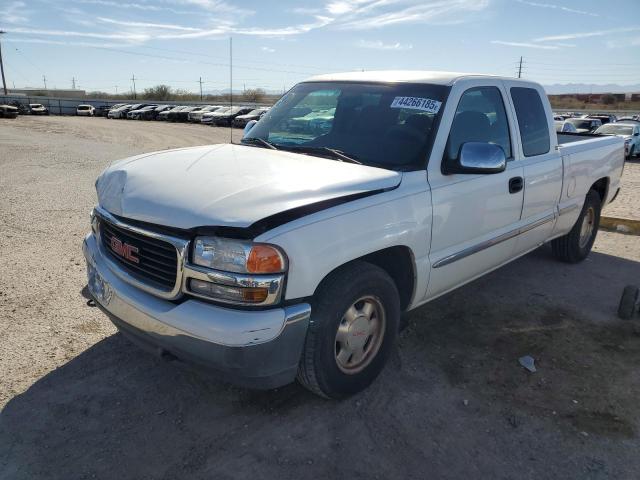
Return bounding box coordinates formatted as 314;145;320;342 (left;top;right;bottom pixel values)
303;70;512;85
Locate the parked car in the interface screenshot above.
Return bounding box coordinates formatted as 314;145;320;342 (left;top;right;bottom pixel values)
200;107;229;124
211;106;254;126
157;106;185;121
85;71;624;398
565;117;602;133
137;105;174;121
95;105;113;117
594;122;640;159
584;114;616;125
29;103;49;115
616;117;640;124
0;104;18;118
232;107;269;128
188;106;222;123
127;105;158;120
169;106;200;122
107;104;133;119
76;104;96;116
9;101;28;114
554;120;577;133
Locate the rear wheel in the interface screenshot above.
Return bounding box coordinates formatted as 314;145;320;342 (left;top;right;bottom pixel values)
551;189;601;263
628;145;635;160
297;262;400;399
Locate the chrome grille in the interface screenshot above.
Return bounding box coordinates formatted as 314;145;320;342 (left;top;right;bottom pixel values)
99;217;178;291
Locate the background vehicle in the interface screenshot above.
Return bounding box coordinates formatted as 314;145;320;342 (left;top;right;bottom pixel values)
0;104;18;118
211;106;253;126
232;107;269;128
584;114;616;125
170;106;200;122
158;106;185;121
188;106;222;123
554;120;577;133
127;105;158;120
85;72;624;399
76;104;96;116
138;105;174;121
595;122;640;159
201;107;229;124
107;104;133;119
29;103;49;115
566;117;602;133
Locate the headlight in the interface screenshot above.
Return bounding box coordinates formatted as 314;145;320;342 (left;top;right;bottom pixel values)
193;237;286;274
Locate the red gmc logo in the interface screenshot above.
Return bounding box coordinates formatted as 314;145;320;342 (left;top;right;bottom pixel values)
110;236;140;264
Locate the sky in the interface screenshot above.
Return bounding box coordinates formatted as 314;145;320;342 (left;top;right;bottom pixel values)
1;0;639;94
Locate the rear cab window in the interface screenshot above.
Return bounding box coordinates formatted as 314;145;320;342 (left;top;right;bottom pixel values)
510;87;550;157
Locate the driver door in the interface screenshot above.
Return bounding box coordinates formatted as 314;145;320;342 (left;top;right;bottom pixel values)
426;82;524;299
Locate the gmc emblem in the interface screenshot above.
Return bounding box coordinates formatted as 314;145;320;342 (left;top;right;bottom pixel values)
110;236;140;264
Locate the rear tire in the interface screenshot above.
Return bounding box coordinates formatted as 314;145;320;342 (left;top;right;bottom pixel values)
618;285;639;320
551;189;601;263
297;261;400;399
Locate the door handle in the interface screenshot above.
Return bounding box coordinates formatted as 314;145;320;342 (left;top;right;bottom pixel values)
509;176;523;194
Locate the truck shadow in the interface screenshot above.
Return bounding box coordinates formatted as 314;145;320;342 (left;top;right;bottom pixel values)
1;246;639;479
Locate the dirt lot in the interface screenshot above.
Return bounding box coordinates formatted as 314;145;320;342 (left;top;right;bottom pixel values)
1;116;639;480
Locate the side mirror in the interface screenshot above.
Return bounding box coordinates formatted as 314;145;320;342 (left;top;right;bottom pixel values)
243;120;258;137
634;132;639;137
443;142;507;175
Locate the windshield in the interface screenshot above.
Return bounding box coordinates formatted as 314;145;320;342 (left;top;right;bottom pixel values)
78;106;90;110
595;124;633;135
244;81;448;170
248;109;266;115
31;104;43;108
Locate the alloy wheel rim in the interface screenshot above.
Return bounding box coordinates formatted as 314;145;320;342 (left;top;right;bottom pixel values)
579;206;595;249
334;295;385;374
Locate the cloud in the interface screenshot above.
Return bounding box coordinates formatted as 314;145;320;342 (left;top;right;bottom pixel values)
356;39;413;50
332;0;490;30
261;46;276;53
97;17;202;31
0;1;29;24
4;37;131;49
4;27;149;42
491;40;560;50
162;0;254;17
535;26;640;42
515;0;598;17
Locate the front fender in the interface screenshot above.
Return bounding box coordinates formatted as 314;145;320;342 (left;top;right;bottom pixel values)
257;171;432;304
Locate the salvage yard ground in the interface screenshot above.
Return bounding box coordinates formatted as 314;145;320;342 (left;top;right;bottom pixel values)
1;116;639;479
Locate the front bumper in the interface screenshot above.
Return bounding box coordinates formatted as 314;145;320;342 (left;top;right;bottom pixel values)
83;233;311;389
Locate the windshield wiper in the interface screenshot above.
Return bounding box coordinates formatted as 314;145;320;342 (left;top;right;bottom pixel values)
241;137;278;150
285;146;362;164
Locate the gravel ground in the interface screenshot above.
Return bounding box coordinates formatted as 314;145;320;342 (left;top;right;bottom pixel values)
1;116;639;480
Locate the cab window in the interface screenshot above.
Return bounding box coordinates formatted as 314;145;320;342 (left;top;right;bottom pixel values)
510;87;551;157
445;86;512;162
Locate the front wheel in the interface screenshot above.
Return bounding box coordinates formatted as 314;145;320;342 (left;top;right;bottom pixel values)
297;261;400;399
551;189;601;263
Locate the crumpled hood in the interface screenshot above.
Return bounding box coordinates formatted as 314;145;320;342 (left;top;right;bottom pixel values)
97;144;401;229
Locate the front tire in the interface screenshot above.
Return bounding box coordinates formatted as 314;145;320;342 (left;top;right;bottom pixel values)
297;261;400;399
551;189;601;263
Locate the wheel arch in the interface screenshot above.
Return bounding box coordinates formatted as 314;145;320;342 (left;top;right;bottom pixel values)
590;177;609;203
312;245;417;312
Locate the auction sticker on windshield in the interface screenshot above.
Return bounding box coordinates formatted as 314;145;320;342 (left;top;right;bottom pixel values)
390;96;442;114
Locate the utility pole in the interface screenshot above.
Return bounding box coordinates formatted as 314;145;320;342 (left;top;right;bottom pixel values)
517;56;523;79
229;36;233;143
43;75;47;90
199;76;203;101
72;77;76;90
0;30;7;95
131;74;136;99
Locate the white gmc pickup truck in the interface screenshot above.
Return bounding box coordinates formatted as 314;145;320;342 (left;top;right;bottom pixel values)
84;71;624;398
